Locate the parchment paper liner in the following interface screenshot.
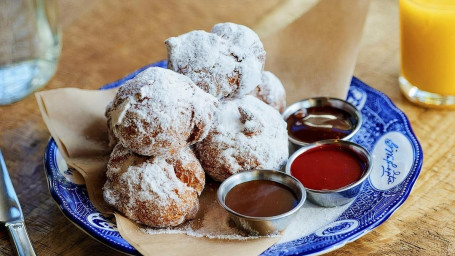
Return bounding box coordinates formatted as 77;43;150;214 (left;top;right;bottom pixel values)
35;1;371;254
35;88;279;256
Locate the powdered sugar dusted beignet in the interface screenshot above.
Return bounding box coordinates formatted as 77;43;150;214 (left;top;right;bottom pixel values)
211;22;266;67
249;71;286;113
103;144;199;228
106;67;218;156
165;23;265;99
169;147;205;195
195;95;288;181
105;101;118;150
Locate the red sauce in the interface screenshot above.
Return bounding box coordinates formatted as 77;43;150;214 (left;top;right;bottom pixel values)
224;180;297;217
290;144;365;190
286;106;355;143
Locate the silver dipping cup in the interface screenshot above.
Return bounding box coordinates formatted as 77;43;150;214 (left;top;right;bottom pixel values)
282;97;362;152
285;140;372;207
217;170;306;236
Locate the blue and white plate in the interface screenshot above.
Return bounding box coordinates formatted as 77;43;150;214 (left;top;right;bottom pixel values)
44;60;423;255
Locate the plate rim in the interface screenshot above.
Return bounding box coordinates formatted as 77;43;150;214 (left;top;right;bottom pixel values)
44;139;139;255
262;77;423;255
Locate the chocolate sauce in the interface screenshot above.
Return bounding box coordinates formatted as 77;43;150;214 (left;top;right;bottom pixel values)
225;180;297;217
286;106;355;143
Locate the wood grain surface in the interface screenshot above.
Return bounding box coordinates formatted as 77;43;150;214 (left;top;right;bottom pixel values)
0;0;454;255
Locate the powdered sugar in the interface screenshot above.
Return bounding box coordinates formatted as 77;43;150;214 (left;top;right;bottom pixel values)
166;23;265;99
279;201;352;243
169;147;205;195
195;96;288;181
249;71;287;113
107;67;218;156
140;183;278;240
211;23;265;64
139;184;350;242
103;144;199;228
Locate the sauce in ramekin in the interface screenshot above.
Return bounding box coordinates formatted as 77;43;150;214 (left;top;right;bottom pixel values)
286;105;356;143
224;180;297;217
290;143;365;190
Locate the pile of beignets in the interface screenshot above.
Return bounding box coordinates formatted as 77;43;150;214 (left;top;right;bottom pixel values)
103;22;289;228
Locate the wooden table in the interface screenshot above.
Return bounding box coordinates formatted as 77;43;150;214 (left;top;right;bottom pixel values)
1;0;454;255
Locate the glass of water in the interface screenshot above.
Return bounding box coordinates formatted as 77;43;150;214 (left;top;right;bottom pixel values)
0;0;60;105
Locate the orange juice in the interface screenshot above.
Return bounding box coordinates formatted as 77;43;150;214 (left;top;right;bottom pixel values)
399;0;455;107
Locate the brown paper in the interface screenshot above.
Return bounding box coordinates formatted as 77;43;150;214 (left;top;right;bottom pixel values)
116;213;277;256
258;0;371;103
116;183;279;256
35;2;371;254
36;88;117;211
36;88;279;256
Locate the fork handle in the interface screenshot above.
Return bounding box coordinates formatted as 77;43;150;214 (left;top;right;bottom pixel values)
6;221;36;256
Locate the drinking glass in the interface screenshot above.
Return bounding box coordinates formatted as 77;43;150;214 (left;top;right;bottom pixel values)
0;0;60;105
399;0;455;108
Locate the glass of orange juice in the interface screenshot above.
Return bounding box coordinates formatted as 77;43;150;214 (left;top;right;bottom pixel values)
399;0;455;108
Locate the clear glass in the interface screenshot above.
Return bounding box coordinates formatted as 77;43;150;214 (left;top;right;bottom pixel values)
399;0;455;108
0;0;60;105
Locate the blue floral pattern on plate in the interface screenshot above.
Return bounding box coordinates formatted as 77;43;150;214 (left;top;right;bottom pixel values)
44;60;422;255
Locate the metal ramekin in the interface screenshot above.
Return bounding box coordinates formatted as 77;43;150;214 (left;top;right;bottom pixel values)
285;140;372;207
282;97;362;152
217;170;306;236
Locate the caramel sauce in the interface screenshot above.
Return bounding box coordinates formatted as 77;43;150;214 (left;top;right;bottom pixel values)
224;180;297;217
286;106;355;143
